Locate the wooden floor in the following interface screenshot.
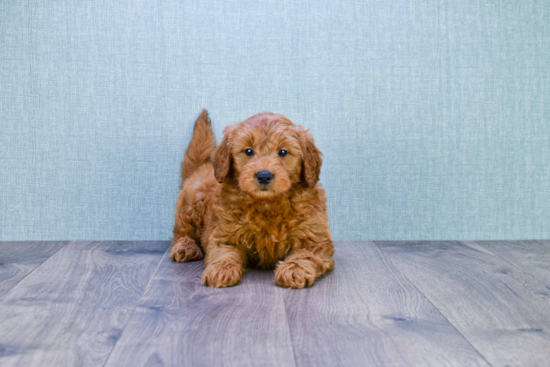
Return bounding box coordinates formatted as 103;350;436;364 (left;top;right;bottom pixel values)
1;241;549;367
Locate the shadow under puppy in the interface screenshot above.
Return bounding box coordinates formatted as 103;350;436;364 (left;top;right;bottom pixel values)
171;110;334;288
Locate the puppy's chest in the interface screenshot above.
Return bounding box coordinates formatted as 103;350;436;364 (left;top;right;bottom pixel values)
232;206;299;268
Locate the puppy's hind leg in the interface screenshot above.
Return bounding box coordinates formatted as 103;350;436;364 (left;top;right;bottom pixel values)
170;188;205;262
171;236;203;262
171;110;216;263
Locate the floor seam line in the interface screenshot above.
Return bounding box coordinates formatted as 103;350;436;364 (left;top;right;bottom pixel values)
0;241;71;299
101;242;169;367
465;240;550;288
372;241;495;367
281;288;300;367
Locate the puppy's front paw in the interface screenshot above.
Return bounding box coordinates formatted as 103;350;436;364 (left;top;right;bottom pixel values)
275;260;316;289
202;261;243;288
170;237;203;262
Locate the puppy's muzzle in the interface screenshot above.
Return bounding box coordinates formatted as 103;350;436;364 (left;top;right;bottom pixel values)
256;171;273;185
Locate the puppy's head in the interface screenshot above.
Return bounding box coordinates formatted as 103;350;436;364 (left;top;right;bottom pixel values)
212;113;322;198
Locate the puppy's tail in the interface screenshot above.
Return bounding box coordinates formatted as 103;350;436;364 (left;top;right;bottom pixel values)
181;110;216;183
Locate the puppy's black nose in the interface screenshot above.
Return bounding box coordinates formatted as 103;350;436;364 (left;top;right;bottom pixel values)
256;171;273;185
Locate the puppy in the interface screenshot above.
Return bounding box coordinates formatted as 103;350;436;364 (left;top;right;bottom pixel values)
170;110;334;288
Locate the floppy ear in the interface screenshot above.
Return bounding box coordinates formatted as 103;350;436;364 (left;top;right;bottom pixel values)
211;133;232;183
299;130;323;188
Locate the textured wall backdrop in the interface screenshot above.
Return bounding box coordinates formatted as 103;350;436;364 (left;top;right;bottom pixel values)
1;0;549;241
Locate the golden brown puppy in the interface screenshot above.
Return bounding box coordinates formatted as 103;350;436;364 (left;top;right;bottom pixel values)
170;110;334;288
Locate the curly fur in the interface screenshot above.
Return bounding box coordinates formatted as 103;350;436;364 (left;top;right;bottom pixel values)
171;110;334;288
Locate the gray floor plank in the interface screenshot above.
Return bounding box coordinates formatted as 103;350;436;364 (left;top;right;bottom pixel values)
475;240;550;287
0;241;167;367
377;240;550;367
283;241;489;367
0;241;67;296
104;248;296;367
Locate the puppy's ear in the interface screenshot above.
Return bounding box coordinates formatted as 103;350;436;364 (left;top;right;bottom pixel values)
299;130;323;188
211;128;233;183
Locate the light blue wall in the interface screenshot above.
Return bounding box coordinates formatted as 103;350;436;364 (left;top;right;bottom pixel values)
1;0;549;241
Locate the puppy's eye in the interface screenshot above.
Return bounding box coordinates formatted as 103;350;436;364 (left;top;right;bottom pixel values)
245;149;254;156
278;149;288;157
